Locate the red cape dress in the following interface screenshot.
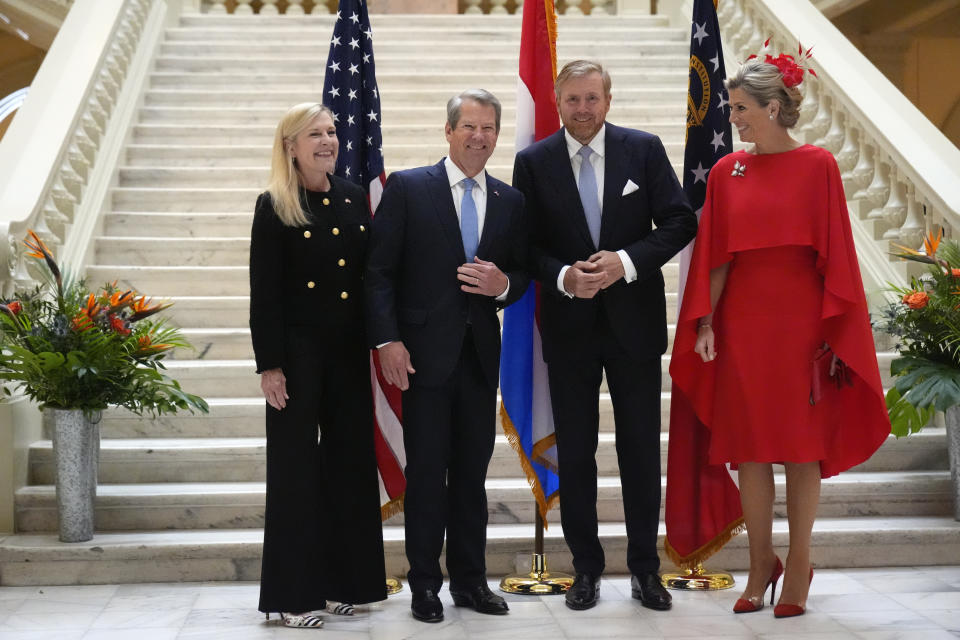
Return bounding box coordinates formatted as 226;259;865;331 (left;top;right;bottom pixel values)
670;144;889;477
665;145;892;565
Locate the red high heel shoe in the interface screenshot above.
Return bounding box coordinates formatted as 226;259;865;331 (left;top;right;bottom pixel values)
774;567;814;618
733;556;783;613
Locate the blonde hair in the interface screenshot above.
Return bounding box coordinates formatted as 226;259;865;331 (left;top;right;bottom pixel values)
555;59;612;102
266;102;336;227
725;60;803;129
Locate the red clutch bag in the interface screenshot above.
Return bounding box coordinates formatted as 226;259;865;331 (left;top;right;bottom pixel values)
810;344;852;405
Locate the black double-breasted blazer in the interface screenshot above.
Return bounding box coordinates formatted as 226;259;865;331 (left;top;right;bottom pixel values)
364;160;528;388
249;175;370;373
513;123;697;362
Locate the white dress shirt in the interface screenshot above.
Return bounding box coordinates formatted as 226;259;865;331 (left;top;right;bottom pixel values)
557;125;639;296
445;157;509;301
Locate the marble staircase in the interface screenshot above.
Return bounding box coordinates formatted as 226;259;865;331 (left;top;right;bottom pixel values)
0;12;957;586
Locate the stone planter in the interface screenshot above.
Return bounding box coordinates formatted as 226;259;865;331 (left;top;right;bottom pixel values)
946;406;960;521
47;408;102;542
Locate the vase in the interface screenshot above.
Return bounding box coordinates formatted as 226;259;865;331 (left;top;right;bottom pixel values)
946;406;960;521
47;408;102;542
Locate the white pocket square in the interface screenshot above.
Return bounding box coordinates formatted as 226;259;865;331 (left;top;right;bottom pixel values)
621;179;639;196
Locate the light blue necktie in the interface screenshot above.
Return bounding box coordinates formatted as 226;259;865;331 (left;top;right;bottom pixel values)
460;177;479;262
577;145;601;248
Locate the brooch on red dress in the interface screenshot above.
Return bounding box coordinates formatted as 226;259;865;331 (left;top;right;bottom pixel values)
731;160;746;177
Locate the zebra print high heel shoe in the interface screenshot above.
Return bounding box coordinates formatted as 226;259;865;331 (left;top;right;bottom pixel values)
279;612;324;628
326;601;356;616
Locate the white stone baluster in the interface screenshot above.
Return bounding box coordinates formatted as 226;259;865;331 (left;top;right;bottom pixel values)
311;0;331;14
208;1;227;13
464;0;482;13
515;0;524;12
490;0;509;13
67;143;90;182
260;0;279;14
844;132;874;195
864;155;891;222
286;0;305;14
898;184;926;251
562;0;584;16
588;0;608;14
819;104;844;154
234;0;253;15
731;7;755;57
743;15;765;58
804;93;831;144
836;115;859;173
881;172;909;241
717;0;736;23
796;76;818;128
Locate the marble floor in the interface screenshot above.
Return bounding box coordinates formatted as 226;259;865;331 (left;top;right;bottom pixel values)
0;566;957;639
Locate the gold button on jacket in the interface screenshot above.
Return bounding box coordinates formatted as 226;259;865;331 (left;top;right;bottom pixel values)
303;230;311;238
307;281;316;289
338;259;346;267
332;227;340;235
340;291;349;300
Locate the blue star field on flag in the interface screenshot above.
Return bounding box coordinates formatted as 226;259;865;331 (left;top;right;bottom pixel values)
683;0;732;211
323;0;384;187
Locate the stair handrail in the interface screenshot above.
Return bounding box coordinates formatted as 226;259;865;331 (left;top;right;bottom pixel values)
717;0;960;295
0;0;166;298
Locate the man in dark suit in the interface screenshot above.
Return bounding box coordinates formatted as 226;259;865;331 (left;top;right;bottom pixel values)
365;89;528;623
513;60;697;611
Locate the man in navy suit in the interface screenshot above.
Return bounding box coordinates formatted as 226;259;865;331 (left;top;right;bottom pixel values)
513;60;697;611
365;89;528;623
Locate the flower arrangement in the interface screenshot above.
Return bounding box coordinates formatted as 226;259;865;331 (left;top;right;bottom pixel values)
875;229;960;436
0;230;209;416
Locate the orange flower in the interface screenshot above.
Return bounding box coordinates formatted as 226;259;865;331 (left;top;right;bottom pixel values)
72;313;93;332
924;228;943;257
902;291;930;309
23;230;62;286
136;334;172;353
6;301;21;315
84;293;100;318
129;295;171;322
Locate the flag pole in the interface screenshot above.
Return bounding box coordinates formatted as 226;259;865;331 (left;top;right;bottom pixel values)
661;564;734;591
663;0;740;592
499;505;573;594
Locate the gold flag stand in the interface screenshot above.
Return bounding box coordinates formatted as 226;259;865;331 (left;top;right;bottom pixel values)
500;509;574;595
661;563;735;591
386;577;403;595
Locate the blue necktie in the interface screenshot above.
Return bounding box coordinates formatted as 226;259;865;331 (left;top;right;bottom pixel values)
577;145;601;248
460;177;479;262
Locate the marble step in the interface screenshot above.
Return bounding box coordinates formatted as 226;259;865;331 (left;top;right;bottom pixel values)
25;426;949;488
133;118;684;143
136;105;687;126
147;69;684;89
15;470;953;533
104;212;255;238
87;257;682;291
172;14;673;30
2;516;958;585
159;40;688;57
152;54;688;74
143;86;689;107
60;352;900;400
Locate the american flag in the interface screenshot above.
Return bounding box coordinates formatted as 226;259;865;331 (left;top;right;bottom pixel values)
323;0;406;520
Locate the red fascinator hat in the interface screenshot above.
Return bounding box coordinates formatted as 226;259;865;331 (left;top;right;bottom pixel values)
746;39;818;88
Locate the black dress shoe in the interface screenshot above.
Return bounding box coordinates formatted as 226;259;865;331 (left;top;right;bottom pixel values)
631;572;672;610
565;573;600;610
411;589;444;622
450;583;509;615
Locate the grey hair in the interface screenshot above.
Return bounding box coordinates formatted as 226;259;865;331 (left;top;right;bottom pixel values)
446;89;502;132
725;59;803;129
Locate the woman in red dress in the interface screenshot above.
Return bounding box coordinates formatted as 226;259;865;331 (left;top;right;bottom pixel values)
670;58;889;617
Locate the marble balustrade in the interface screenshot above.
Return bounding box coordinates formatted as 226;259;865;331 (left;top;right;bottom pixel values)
0;0;157;298
718;0;960;281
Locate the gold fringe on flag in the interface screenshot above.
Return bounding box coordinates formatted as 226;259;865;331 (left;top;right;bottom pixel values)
544;0;558;79
500;403;560;526
380;495;405;522
664;517;745;569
